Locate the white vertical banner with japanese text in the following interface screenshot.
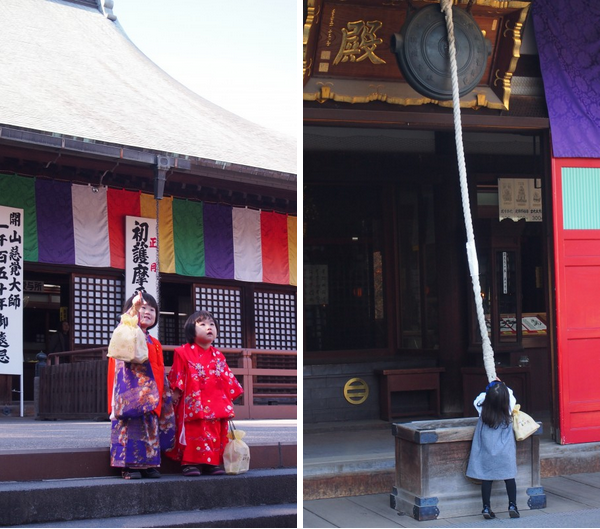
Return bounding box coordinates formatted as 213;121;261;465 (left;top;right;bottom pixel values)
125;216;158;338
0;206;24;376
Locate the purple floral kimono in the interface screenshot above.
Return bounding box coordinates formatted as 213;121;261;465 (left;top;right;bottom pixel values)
109;352;175;469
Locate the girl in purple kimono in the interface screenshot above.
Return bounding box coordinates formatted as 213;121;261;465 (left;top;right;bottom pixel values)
107;292;175;479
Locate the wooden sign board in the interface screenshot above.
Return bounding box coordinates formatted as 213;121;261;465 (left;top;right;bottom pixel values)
313;2;499;85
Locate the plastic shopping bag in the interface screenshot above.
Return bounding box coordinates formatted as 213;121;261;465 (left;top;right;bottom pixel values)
107;312;148;363
224;422;250;475
512;404;540;441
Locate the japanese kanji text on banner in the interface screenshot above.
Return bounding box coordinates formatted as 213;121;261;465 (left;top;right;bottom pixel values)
125;216;158;337
0;206;24;376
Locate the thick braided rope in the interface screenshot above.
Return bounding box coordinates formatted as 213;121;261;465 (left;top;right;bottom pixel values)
440;0;496;382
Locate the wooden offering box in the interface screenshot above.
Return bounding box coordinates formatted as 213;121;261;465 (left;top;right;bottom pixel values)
390;418;546;520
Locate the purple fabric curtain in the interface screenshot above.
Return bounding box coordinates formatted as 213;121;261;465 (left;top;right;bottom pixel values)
532;0;600;158
35;179;75;264
203;203;234;279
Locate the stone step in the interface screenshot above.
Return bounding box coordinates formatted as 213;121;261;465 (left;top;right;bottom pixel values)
0;469;296;527
14;503;297;528
0;443;296;482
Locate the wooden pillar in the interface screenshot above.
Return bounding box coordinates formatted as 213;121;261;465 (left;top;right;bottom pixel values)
435;168;469;415
0;375;12;404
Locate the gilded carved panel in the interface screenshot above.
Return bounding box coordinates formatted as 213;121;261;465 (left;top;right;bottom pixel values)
303;0;531;110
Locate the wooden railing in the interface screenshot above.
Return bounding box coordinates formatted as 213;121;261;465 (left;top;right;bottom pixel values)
38;359;107;419
218;348;297;420
39;346;297;420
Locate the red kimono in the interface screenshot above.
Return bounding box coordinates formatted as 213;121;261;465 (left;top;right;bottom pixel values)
166;343;243;466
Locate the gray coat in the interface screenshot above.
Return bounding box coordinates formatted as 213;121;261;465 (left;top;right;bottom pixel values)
466;389;517;481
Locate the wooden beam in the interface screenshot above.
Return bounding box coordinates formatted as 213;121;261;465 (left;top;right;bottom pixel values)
304;106;549;132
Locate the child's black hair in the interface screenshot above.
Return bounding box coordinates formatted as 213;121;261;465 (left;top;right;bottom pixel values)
481;381;511;429
123;291;159;330
183;310;219;344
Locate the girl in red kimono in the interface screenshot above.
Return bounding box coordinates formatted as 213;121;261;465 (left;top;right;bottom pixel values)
167;310;243;476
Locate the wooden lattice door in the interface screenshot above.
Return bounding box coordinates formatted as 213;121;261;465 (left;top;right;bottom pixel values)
72;274;124;348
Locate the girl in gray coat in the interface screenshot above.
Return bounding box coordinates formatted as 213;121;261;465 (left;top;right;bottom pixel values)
466;379;520;519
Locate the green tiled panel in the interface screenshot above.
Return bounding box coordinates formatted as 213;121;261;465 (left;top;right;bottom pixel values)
563;167;600;230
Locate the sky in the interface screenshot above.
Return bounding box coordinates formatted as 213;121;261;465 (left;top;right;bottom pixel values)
113;1;299;139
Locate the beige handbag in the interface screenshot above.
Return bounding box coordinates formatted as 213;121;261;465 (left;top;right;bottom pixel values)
224;422;250;475
512;404;540;441
107;312;148;364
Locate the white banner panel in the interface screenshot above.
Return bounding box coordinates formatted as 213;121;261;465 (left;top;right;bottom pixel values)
232;207;262;282
125;216;158;338
0;206;24;376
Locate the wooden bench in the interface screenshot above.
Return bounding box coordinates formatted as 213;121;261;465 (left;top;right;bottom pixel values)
376;367;445;421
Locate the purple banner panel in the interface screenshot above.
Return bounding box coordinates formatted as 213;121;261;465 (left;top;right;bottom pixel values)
203;203;234;280
532;0;600;158
36;179;75;264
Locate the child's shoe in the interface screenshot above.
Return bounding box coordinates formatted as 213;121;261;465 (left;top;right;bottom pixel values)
121;468;142;480
508;502;520;518
202;464;225;475
482;505;496;519
140;468;161;479
182;465;201;477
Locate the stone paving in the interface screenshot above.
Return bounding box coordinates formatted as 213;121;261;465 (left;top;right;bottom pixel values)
0;416;297;450
304;473;600;528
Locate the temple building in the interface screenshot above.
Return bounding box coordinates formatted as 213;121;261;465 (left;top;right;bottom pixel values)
304;0;600;444
0;0;297;420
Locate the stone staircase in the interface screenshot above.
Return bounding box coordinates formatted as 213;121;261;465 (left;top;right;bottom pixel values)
0;437;297;527
0;470;296;528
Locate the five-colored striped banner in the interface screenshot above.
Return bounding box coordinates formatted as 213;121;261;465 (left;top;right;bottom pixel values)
0;174;296;285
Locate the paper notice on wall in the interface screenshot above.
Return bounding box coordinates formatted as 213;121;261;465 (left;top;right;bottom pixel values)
499;179;515;220
529;179;543;222
498;178;542;222
305;265;329;305
514;179;530;219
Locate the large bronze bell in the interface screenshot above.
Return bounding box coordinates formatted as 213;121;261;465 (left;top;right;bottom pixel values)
391;3;491;100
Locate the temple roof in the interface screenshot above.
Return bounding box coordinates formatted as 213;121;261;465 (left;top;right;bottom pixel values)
0;0;296;177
